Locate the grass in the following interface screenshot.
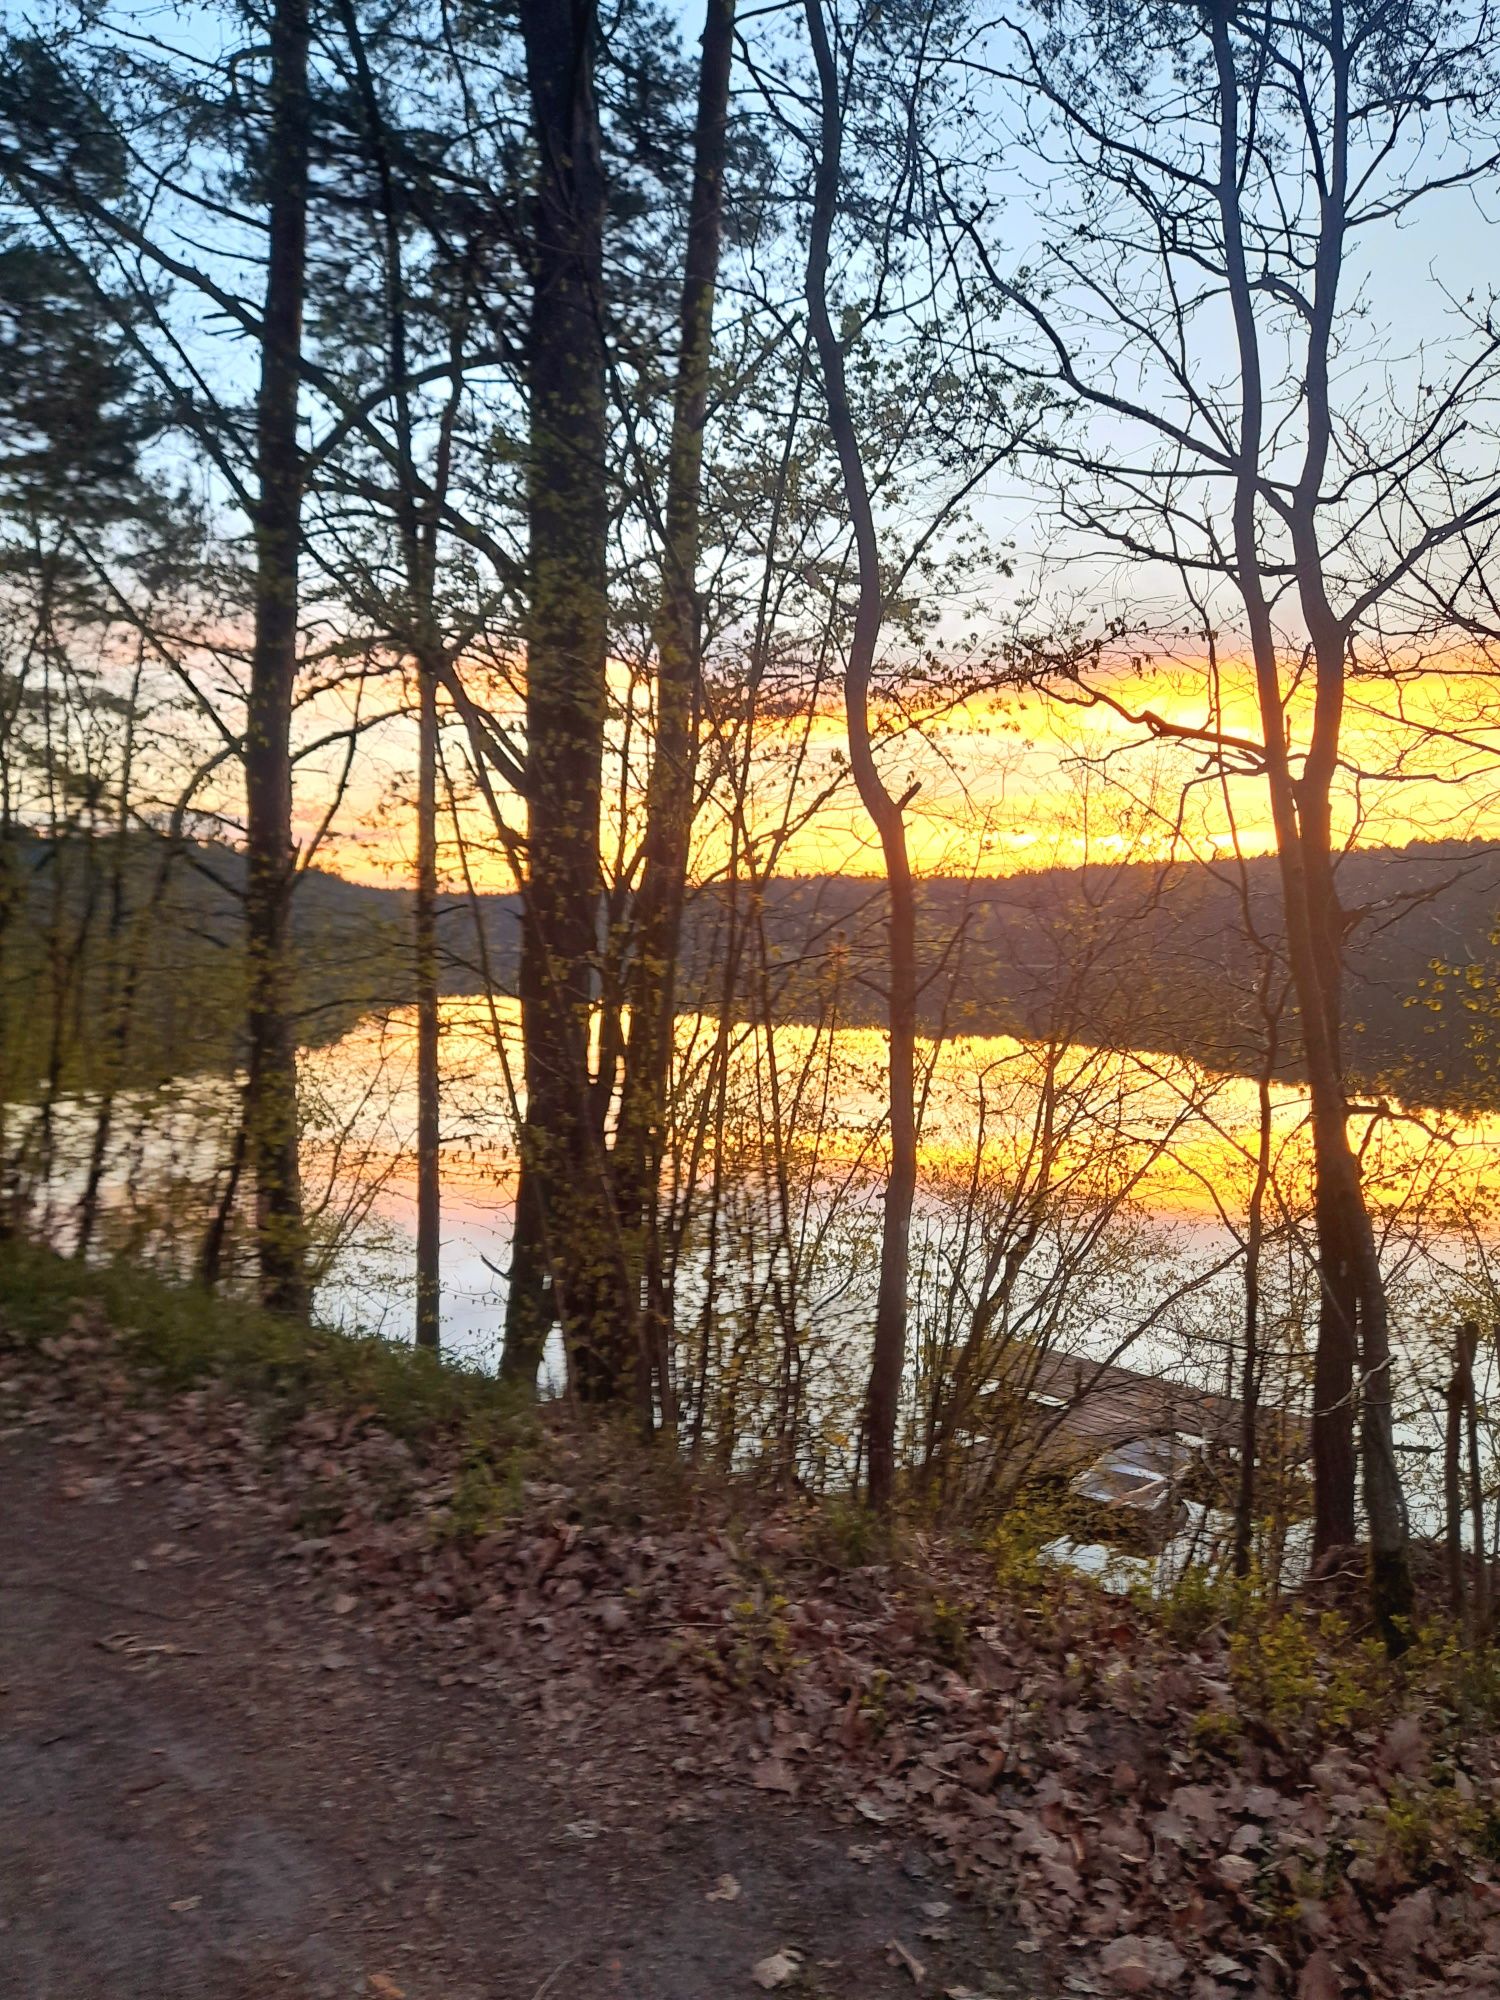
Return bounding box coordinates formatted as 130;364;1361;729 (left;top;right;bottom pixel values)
0;1235;528;1451
0;1237;703;1540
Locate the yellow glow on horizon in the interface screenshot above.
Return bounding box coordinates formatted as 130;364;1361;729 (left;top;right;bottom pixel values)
297;646;1500;893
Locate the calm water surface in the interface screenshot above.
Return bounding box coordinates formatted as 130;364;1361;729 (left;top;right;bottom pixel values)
35;996;1500;1494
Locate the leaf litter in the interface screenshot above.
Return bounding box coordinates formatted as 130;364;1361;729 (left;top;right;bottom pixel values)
7;1313;1500;1999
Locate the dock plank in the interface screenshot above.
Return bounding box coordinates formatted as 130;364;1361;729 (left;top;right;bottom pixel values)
984;1345;1310;1468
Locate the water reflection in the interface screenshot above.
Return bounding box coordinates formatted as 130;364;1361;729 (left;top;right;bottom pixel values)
27;996;1500;1528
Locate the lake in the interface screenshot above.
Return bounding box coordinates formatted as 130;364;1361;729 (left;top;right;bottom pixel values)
27;995;1500;1519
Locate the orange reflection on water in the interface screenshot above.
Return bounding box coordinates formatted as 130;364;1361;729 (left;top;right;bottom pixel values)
298;999;1500;1242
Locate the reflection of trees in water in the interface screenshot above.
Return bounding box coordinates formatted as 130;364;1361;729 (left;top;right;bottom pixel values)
30;995;1500;1571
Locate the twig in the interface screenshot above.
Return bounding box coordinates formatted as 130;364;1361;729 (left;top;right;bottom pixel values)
530;1952;584;2000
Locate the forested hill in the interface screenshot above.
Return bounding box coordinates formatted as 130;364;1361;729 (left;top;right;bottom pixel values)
10;832;1500;1106
4;831;420;1091
448;837;1500;1108
716;840;1500;1109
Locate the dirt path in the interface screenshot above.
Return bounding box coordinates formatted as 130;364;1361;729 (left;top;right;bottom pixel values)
0;1430;1026;2000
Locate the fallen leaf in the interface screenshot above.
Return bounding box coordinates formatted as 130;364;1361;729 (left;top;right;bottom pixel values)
369;1977;406;2000
1296;1951;1343;2000
1382;1716;1425;1777
752;1756;798;1795
1216;1853;1256;1890
707;1873;742;1902
1383;1887;1434;1960
332;1592;357;1615
167;1896;201;1914
1099;1934;1187;1994
752;1947;802;1989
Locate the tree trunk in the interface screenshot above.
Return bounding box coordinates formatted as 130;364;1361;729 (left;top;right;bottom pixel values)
1233;1004;1275;1578
1267;649;1408;1640
0;824;14;1238
415;663;441;1350
329;0;445;1351
615;0;736;1426
1206;8;1408;1636
1467;1329;1491;1640
1295;634;1410;1638
244;0;311;1317
804;0;915;1513
1446;1321;1475;1625
1306;1087;1359;1550
1208;8;1355;1560
1297;757;1362;1559
75;661;141;1262
1285;7;1411;1644
199;1088;250;1290
504;0;632;1399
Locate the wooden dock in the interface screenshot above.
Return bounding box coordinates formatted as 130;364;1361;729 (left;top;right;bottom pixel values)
980;1345;1311;1470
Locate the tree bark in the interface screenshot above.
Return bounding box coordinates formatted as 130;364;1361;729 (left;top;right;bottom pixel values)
415;663;441;1349
615;0;736;1427
243;0;311;1317
1205;5;1409;1639
1233;980;1276;1579
1467;1331;1491;1640
199;1087;249;1290
74;658;142;1262
1446;1321;1476;1626
804;0;916;1513
331;0;446;1352
504;0;632;1398
1285;2;1411;1643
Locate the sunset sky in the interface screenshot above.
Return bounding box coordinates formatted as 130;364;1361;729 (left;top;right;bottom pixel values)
297;645;1500;893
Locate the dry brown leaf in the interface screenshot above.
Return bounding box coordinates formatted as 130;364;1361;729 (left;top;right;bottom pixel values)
751;1757;798;1796
751;1946;802;1989
706;1872;742;1902
1099;1934;1188;1994
1296;1950;1344;2000
1216;1853;1256;1891
1384;1886;1435;1961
